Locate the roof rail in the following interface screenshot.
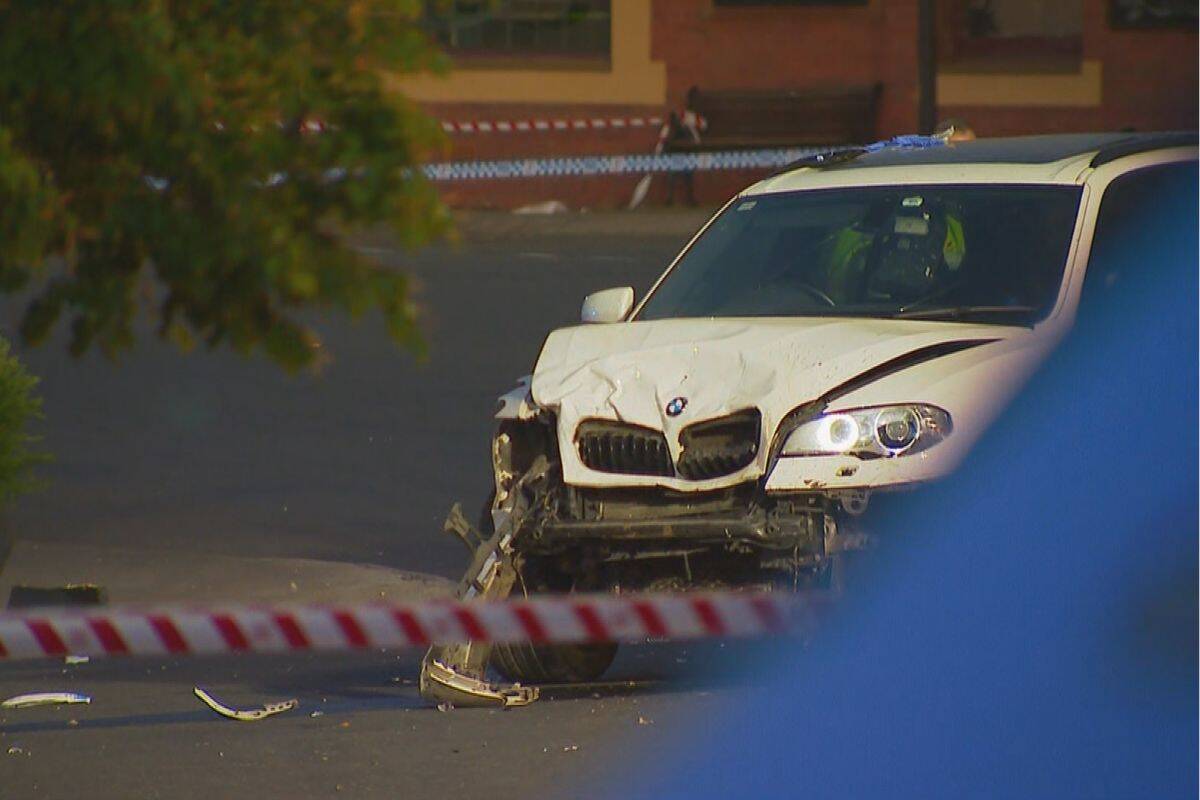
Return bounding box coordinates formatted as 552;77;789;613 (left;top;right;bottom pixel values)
1089;132;1198;168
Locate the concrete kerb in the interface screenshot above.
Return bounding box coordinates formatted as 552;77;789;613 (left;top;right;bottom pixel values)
0;540;453;607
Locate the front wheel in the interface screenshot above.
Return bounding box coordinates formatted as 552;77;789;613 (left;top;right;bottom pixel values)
491;640;619;685
475;493;618;684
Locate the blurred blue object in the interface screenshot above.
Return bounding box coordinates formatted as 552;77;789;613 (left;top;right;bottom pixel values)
864;133;947;151
619;167;1198;797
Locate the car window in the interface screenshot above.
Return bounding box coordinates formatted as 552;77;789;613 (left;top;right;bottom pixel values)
637;184;1083;326
1081;162;1198;317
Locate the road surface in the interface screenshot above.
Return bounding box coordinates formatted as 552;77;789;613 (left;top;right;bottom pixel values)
0;209;776;799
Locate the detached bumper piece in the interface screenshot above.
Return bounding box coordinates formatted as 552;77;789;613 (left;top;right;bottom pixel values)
418;455;558;709
420;655;538;709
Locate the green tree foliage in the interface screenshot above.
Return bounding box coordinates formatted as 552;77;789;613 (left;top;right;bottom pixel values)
0;1;449;369
0;338;46;505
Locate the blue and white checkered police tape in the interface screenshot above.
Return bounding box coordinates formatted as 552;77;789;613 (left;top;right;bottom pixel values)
419;136;947;181
420;147;825;181
140;137;946;189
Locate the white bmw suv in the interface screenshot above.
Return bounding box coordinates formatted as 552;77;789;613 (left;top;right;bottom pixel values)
423;132;1197;696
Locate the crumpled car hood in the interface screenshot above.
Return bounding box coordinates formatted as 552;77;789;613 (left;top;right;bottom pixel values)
531;317;1034;490
533;317;1017;425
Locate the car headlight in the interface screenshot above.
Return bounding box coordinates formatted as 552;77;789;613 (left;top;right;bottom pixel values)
780;404;952;459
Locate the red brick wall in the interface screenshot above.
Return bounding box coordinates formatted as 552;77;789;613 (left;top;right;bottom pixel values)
652;0;919;137
423;0;1195;210
422;101;666;210
424;1;921;210
1086;0;1198;132
939;0;1197;136
427;101;662;162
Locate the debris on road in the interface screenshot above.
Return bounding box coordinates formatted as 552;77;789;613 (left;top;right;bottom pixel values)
637;715;654;726
513;199;568;215
192;687;297;722
7;745;28;756
64;655;90;665
2;692;92;709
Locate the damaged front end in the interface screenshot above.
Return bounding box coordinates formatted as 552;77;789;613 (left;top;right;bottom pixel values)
491;415;860;591
418;448;558;709
418;414;865;708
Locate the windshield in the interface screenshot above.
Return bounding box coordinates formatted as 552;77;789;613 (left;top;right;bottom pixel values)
637;184;1083;326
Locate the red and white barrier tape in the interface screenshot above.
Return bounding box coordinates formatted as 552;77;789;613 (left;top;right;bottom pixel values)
440;115;664;135
218;115;670;137
0;592;804;662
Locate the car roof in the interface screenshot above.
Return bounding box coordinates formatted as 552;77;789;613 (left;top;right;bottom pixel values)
747;132;1198;195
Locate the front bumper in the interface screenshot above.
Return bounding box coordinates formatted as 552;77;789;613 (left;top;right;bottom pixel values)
537;505;824;547
521;485;831;561
764;453;950;492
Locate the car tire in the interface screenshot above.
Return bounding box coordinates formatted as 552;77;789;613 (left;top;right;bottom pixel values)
477;491;619;684
491;640;619;685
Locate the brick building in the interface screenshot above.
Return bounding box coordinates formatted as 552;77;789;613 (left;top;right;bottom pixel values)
392;1;1197;208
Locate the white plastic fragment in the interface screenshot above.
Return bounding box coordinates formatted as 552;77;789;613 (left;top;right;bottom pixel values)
2;692;92;709
513;200;568;215
192;687;297;722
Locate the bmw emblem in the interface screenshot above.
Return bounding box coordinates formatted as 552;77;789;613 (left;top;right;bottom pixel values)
665;396;688;417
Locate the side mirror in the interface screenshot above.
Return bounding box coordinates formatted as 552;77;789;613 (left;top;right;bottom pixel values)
581;286;635;324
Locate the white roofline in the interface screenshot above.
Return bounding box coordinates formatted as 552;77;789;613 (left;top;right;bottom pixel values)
745;152;1101;195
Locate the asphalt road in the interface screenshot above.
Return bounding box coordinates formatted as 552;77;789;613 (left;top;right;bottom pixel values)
1;212;703;578
0;209;771;799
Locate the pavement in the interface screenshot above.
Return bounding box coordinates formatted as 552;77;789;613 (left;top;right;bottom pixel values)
0;540;453;606
0;207;761;798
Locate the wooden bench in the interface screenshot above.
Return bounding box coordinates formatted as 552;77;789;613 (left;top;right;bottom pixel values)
681;84;881;151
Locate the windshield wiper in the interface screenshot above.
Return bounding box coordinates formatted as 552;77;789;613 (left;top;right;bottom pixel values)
892;305;1037;323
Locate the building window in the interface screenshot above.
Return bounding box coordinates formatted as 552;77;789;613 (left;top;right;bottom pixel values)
1110;0;1198;29
939;0;1084;73
424;1;611;59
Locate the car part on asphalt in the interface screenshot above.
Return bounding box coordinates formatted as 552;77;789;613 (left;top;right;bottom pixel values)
192;687;298;721
2;692;92;709
417;458;556;708
420;657;538;709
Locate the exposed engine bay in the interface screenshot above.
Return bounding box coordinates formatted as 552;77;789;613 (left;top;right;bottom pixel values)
488;417;869;593
418;416;871;709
